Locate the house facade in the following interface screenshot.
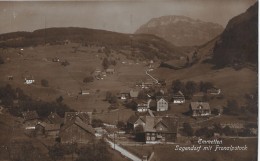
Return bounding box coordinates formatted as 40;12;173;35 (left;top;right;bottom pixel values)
173;91;185;104
24;77;35;84
136;100;149;112
128;116;178;143
190;102;211;117
60;117;95;144
156;98;168;111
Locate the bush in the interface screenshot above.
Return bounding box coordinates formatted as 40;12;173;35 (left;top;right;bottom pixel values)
92;119;104;128
61;60;70;66
41;79;49;87
183;123;193;136
83;76;94;83
0;55;4;64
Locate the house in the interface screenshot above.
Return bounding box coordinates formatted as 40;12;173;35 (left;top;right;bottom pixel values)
80;89;90;95
156;97;168;111
173;91;185;104
141;82;153;89
24;76;35;85
22;111;40;129
52;57;60;62
64;112;92;124
106;68;115;74
119;91;130;100
130;90;139;99
128;116;178;143
59;117;95;144
144;116;178;143
35;122;60;136
47;112;63;124
8;75;13;80
190;102;211;117
135;100;149;112
207;87;221;95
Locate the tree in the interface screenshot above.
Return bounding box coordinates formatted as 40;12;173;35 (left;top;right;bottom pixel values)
223;99;240;115
83;76;94;83
185;81;198;99
183;123;193;137
0;55;4;64
199;81;214;93
48;143;65;161
172;80;184;93
117;121;126;130
56;96;63;104
61;60;70;66
41;79;49;87
76;139;112;161
102;58;109;69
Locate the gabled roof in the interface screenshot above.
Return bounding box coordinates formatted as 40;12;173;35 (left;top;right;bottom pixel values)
173;91;185;98
190;102;210;110
64;112;91;124
37;122;60;131
143;116;178;133
127;115;145;124
22;111;39;121
61;117;95;135
130;90;139;98
156;97;168;103
48;112;63;124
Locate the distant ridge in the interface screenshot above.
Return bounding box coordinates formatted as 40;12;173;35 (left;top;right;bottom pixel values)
0;27;185;60
135;15;224;46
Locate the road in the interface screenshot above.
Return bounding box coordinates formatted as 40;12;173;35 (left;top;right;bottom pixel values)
105;139;142;161
145;70;158;83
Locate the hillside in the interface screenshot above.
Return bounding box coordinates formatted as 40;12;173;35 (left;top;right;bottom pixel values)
135;15;223;46
212;2;258;67
0;27;184;61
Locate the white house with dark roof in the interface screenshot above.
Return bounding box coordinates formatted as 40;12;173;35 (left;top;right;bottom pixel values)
156;97;168;111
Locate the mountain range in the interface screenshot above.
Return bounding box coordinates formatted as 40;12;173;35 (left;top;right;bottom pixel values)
135;15;224;46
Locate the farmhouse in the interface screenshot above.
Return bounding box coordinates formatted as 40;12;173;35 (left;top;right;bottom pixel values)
156;97;168;111
190;102;211;117
22;111;40;129
59;117;95;144
173;91;185;104
128;116;178;143
24;76;35;85
135;100;149;112
144;116;178;143
80;89;90;95
35;122;60;136
106;68;115;74
207;87;221;95
119;90;130;100
47;112;63;124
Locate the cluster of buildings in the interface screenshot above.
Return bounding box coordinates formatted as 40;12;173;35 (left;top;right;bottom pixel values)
22;111;95;144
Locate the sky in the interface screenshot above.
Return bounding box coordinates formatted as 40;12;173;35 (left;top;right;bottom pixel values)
0;0;256;34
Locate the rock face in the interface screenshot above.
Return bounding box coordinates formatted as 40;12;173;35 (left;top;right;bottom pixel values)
135;15;224;46
212;2;258;67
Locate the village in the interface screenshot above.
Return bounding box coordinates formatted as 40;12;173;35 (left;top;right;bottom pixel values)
0;39;257;161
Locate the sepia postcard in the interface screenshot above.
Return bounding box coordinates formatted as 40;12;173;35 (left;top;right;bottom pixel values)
0;0;258;161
